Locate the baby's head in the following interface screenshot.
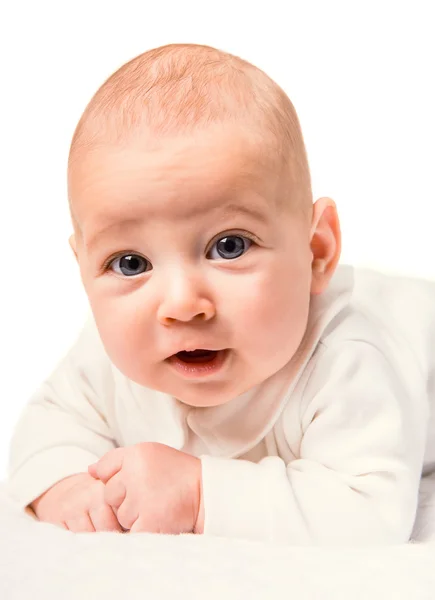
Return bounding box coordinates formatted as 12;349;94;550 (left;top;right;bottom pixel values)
67;44;341;407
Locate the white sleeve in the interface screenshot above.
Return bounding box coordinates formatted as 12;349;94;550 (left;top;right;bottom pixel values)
7;317;117;508
200;341;428;544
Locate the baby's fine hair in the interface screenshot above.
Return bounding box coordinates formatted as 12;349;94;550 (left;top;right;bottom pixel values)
68;43;312;214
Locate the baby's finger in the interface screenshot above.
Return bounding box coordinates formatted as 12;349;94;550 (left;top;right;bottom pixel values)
129;516;148;533
87;463;98;478
88;448;124;483
89;504;123;533
116;499;139;532
104;473;127;510
66;513;96;533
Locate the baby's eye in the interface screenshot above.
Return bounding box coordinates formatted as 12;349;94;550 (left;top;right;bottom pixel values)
109;254;152;277
207;235;252;260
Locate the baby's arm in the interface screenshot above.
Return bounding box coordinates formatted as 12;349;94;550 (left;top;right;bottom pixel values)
7;315;117;515
199;341;428;545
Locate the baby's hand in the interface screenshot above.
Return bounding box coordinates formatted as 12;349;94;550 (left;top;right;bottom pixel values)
31;472;123;533
88;443;203;534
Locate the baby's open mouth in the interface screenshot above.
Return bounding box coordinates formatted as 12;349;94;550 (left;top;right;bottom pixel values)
167;349;229;377
175;349;218;363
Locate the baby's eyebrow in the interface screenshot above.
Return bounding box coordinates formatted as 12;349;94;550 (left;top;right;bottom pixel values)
206;202;267;222
85;218;139;253
84;201;268;253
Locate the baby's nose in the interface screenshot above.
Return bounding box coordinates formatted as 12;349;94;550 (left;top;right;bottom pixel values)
156;270;216;325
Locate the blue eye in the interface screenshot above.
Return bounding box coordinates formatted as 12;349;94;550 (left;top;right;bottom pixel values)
110;254;152;277
208;235;252;260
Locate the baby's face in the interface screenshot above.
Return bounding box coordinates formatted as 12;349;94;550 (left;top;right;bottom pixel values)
69;127;315;407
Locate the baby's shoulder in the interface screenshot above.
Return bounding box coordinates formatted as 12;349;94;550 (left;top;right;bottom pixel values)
318;265;435;376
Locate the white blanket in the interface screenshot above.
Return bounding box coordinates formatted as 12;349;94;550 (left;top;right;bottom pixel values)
1;476;435;600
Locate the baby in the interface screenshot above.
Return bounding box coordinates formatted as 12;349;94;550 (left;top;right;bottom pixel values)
7;43;435;544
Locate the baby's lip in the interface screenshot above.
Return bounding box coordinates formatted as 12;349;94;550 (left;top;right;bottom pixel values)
165;346;226;360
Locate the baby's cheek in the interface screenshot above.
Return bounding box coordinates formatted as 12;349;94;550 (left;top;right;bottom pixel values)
229;277;275;340
236;271;309;354
93;309;155;382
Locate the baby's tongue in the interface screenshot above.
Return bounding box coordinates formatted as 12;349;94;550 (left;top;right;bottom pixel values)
177;350;217;363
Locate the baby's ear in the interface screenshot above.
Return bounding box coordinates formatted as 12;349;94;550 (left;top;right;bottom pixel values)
309;197;341;295
68;234;78;261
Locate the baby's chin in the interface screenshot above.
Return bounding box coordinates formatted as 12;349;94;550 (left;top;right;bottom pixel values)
153;371;257;408
162;380;246;408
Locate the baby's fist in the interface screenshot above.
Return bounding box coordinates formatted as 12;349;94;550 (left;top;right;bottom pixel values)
88;443;203;534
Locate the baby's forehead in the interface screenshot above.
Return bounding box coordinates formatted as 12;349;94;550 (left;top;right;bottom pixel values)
69;130;286;237
70;125;279;197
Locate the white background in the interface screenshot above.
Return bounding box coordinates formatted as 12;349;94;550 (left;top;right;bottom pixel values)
0;0;434;479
